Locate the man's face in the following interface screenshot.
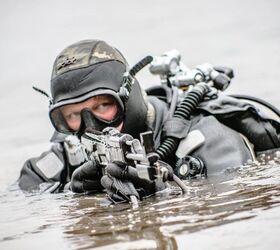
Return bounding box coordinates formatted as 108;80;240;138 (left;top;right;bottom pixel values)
60;95;123;132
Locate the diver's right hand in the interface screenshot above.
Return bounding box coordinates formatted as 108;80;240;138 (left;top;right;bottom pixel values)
100;162;172;203
70;160;103;193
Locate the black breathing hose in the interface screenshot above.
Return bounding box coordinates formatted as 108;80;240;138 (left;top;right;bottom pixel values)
129;56;153;77
156;83;210;161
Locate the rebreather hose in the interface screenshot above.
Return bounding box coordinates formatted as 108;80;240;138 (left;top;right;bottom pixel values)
156;83;210;161
155;83;210;194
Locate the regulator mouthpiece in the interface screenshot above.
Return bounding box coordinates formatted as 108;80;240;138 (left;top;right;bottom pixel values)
78;108;123;136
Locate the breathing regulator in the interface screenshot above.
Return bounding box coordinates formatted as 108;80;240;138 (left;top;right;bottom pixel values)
149;49;233;91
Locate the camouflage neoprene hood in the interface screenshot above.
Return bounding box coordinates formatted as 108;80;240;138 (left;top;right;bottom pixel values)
49;39;148;138
51;40;128;78
51;40;128;104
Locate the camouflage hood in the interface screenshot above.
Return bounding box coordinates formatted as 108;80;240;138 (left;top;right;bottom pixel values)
49;39;148;138
52;39;127;78
51;39;128;104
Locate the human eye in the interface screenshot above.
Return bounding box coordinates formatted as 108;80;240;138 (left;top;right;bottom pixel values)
65;112;80;122
94;102;112;113
93;97;114;112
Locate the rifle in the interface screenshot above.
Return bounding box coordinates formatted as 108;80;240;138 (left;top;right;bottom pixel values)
79;127;188;206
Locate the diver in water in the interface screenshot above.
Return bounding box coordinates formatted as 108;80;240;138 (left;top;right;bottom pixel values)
18;39;280;202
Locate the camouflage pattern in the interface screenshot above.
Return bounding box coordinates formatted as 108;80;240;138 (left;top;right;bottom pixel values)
51;40;128;79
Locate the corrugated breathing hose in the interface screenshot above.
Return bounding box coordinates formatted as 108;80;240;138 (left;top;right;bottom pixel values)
156;83;211;161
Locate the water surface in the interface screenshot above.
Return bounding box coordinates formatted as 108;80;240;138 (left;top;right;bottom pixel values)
1;151;280;249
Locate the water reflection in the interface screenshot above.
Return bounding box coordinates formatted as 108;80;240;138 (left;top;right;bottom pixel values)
62;194;179;249
60;150;280;249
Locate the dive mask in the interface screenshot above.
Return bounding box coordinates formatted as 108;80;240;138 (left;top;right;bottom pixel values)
49;90;124;135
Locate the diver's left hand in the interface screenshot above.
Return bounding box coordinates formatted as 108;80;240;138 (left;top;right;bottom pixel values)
101;162;170;203
69;160;103;193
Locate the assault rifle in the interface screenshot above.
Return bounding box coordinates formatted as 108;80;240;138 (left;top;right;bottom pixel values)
80;127;188;205
81;127;164;179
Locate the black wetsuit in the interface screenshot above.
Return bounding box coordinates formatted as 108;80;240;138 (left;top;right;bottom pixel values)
18;95;280;193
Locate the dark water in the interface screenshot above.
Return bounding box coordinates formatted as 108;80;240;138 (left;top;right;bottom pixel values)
1;0;280;249
1;151;280;250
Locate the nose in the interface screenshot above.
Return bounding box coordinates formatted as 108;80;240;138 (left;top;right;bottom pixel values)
80;108;103;133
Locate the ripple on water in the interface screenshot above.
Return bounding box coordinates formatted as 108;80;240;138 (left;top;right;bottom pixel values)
1;150;280;249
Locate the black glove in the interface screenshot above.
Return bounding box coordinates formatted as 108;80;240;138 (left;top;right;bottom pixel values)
101;162;173;203
70;160;103;193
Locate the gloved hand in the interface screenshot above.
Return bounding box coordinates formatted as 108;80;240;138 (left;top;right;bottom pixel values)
100;162;173;203
70;160;103;193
